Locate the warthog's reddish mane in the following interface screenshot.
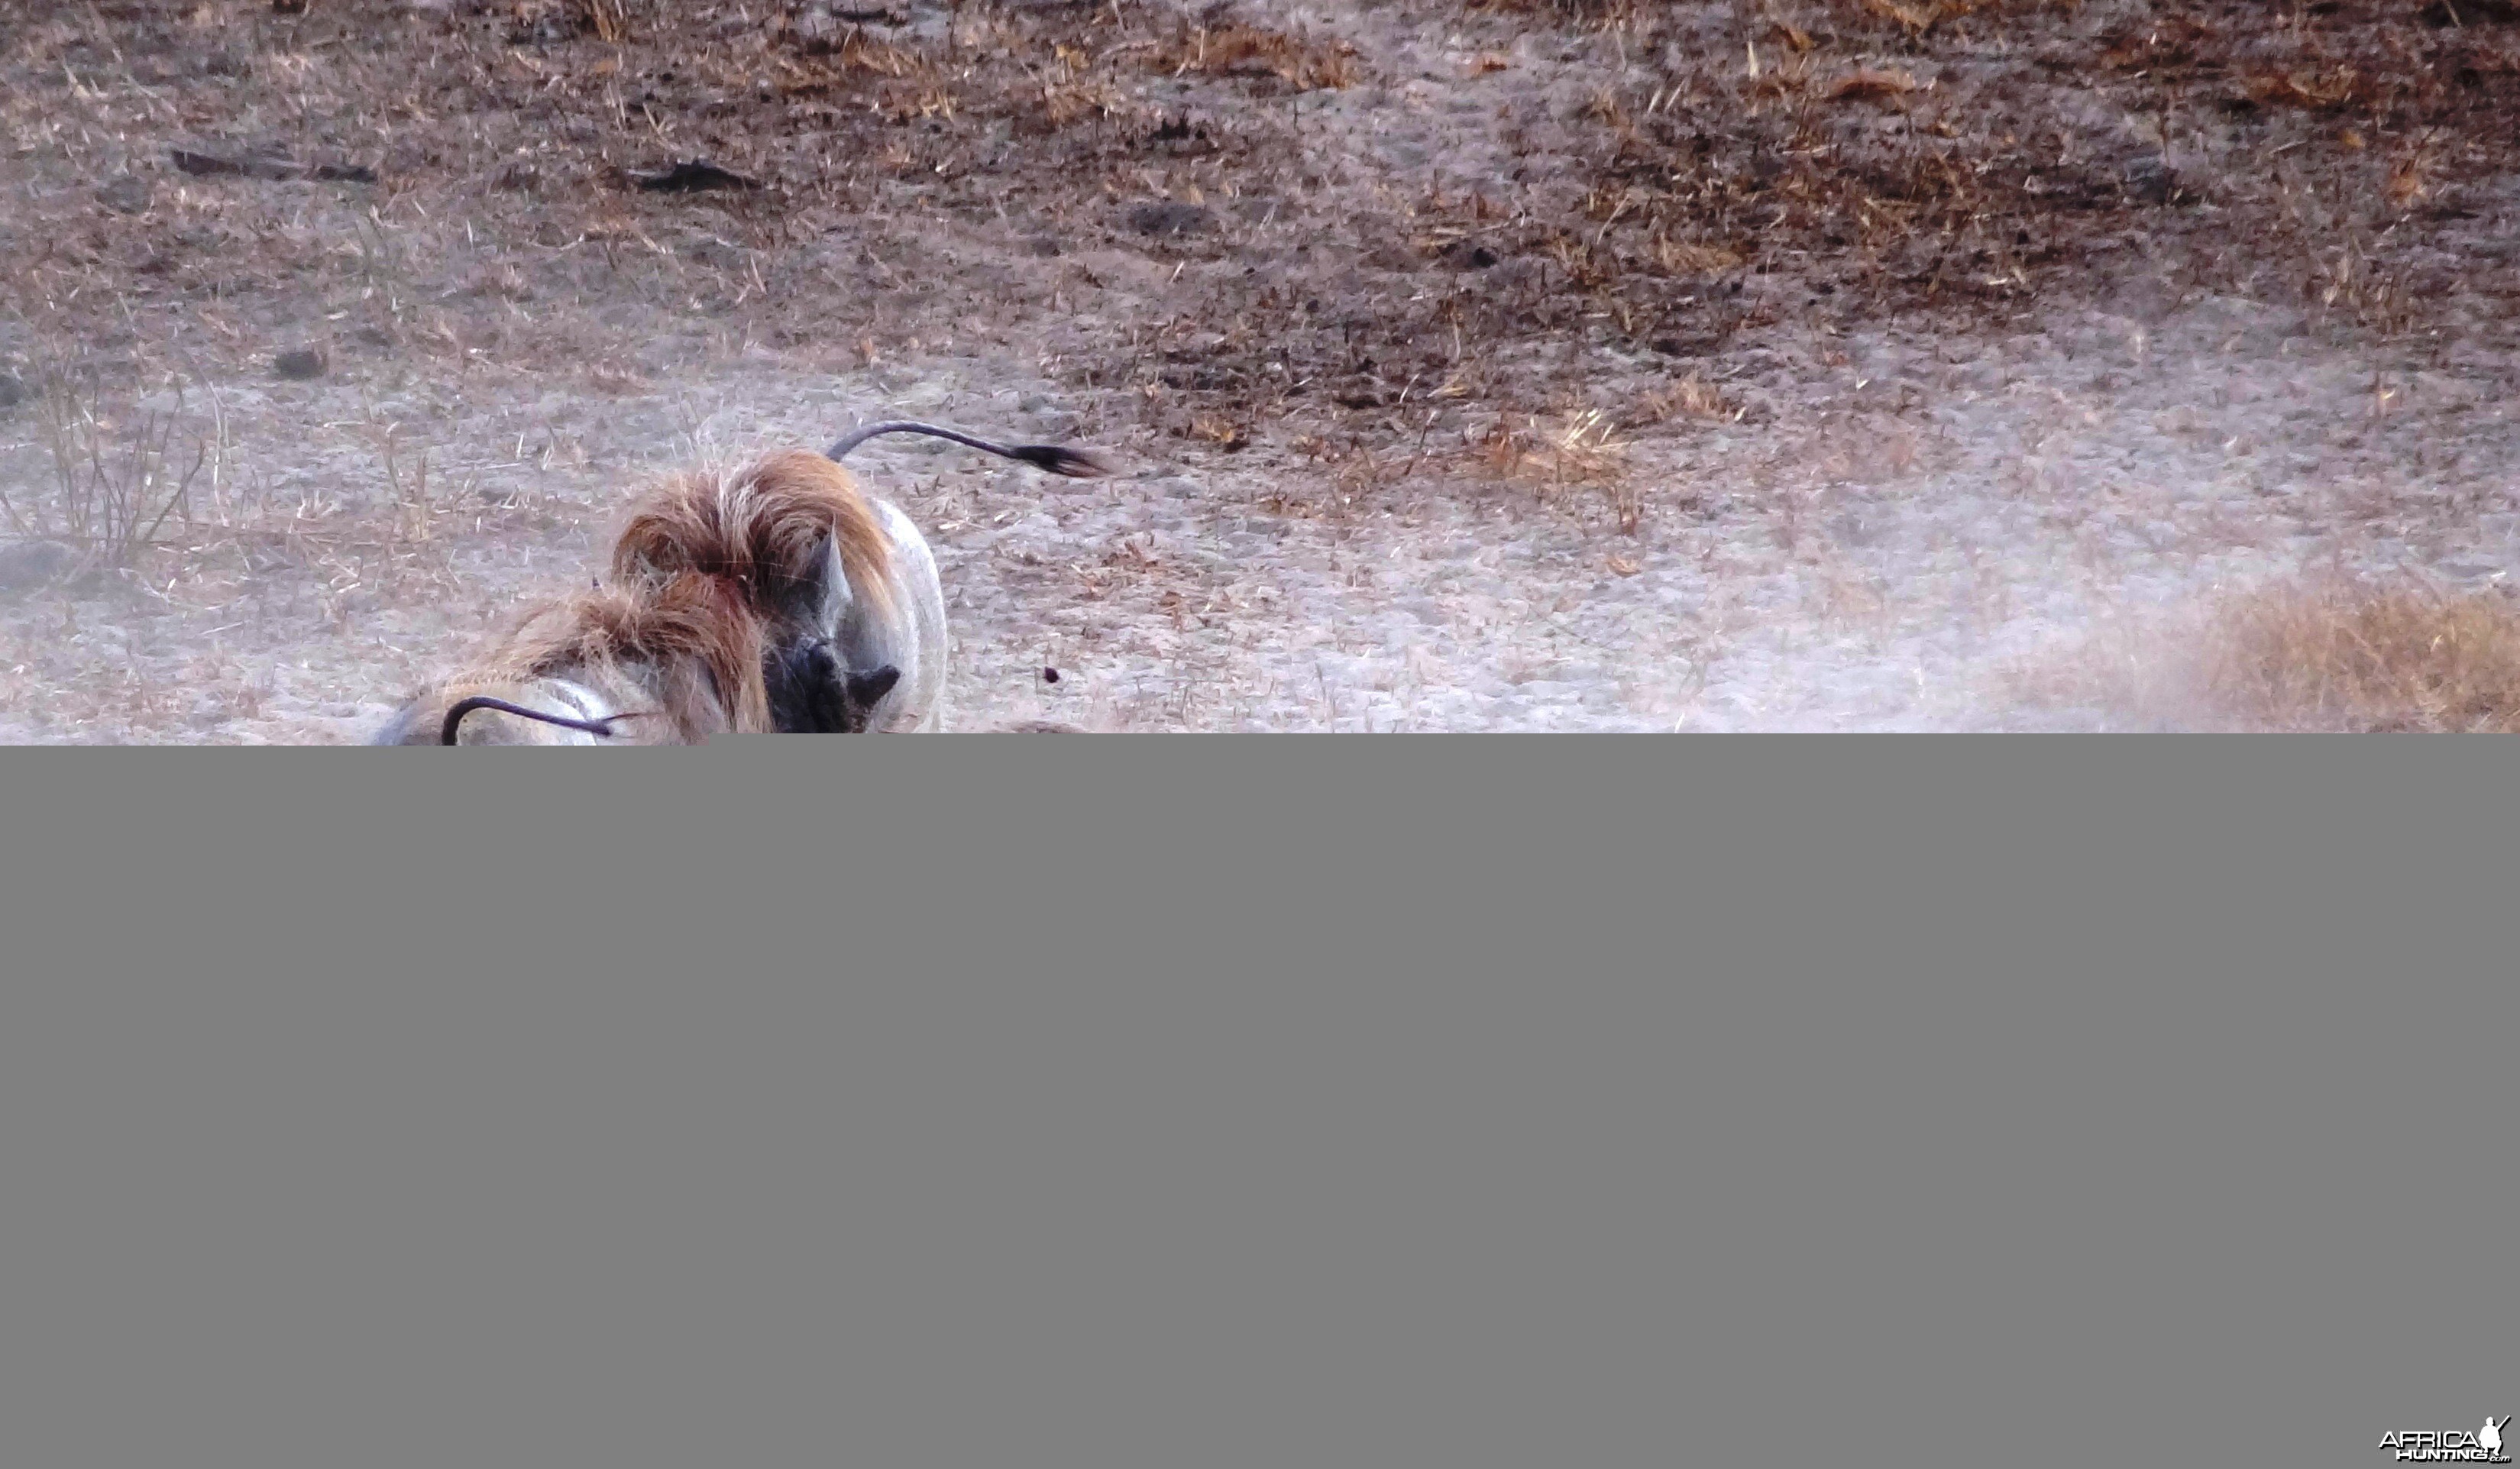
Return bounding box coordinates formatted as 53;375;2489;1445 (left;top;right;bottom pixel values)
446;449;894;741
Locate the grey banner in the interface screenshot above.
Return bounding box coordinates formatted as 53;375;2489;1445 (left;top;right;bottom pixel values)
0;737;2507;1469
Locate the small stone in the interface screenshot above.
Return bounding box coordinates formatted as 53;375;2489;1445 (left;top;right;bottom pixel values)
1124;201;1217;237
97;175;153;215
632;160;759;194
2124;153;2181;205
0;539;76;592
273;348;327;380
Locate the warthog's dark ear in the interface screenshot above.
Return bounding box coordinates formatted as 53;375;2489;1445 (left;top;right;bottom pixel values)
846;665;901;708
768;530;839;621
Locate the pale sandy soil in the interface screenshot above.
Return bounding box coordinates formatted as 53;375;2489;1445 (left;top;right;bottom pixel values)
2;0;2514;736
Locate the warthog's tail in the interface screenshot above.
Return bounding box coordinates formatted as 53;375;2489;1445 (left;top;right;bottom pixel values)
824;421;1118;479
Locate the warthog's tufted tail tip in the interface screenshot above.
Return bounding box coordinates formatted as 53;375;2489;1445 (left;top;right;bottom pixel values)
1007;443;1120;479
823;421;1120;479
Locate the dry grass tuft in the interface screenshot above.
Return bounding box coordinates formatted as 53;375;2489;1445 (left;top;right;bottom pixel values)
2015;574;2520;731
1469;408;1640;531
5;363;205;571
1153;23;1359;92
1826;67;1923;102
572;0;632;44
2242;66;2373;113
1465;0;1651;28
1647;236;1748;277
2201;577;2520;731
1632;372;1743;425
1844;0;2001;35
1190;415;1252;451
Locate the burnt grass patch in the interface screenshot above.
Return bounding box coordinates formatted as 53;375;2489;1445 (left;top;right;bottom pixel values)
1443;1;2520;350
3;0;2516;493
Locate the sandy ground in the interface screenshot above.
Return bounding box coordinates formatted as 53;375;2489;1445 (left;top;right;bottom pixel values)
2;0;2515;736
